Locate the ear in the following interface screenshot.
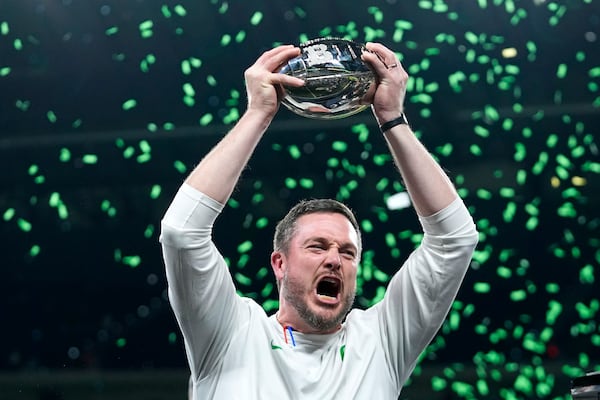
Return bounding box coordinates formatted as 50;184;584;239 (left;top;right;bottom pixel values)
270;250;285;282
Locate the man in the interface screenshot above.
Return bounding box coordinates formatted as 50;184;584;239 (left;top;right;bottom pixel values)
160;42;478;399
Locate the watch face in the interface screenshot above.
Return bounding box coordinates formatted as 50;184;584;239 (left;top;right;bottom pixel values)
279;37;376;120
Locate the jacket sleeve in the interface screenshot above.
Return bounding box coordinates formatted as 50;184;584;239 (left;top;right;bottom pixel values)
372;197;479;388
159;183;247;380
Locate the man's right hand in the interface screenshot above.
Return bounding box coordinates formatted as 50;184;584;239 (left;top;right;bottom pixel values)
244;45;305;120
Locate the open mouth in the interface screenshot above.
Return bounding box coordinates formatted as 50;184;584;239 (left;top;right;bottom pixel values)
316;277;341;302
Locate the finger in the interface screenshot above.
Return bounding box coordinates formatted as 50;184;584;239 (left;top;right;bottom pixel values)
271;72;305;87
256;45;301;71
364;42;399;71
361;50;390;76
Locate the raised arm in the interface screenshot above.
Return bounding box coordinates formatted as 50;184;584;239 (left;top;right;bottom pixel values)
160;45;305;382
362;43;457;217
185;45;304;204
361;43;478;388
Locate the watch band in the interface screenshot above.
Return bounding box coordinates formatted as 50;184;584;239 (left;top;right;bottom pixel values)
379;114;409;133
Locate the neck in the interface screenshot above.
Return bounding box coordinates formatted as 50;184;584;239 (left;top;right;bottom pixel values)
275;310;341;334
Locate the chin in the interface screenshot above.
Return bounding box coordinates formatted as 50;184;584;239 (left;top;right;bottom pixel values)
303;297;354;331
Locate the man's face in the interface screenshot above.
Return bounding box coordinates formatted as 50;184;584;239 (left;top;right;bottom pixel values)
272;212;360;333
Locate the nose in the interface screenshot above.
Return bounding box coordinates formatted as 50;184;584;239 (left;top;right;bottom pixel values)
324;248;342;270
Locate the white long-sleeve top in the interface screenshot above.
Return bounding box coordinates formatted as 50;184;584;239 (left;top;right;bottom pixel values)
160;183;478;400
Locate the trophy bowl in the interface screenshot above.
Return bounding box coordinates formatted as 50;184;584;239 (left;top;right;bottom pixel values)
279;37;376;120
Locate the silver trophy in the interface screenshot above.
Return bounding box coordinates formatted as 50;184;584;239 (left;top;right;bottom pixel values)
571;371;600;399
279;37;376;120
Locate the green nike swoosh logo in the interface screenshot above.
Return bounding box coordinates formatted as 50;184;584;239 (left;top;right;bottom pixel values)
270;339;282;350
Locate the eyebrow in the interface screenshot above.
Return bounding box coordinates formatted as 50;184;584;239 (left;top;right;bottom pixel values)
304;237;358;252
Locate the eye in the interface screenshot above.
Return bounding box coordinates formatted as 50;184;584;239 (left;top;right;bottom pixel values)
341;248;357;259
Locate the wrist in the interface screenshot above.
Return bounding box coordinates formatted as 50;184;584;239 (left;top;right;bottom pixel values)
378;113;409;133
243;108;276;128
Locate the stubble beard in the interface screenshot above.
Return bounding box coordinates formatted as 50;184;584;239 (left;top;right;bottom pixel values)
281;269;355;332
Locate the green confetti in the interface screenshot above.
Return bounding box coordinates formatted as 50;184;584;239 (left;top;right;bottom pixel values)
514;142;526;161
235;30;246;43
29;245;41;257
476;189;492;200
150;184;161;199
82;154;98;164
237;240;253;253
123;255;141;268
139;20;153;31
261;282;273;298
139;140;151;153
546;300;562;325
499;187;515;198
250;11;263;26
183;82;196;97
361;219;373;233
545;283;560;293
3;208;15;221
288;145;301;159
173;4;187;16
474;282;491;293
255;217;268;229
15;99;30;111
510;290;527;301
465;31;478;45
579;264;595;284
161;5;172;18
474;125;490;138
237;254;249;268
18;218;32;232
220;34;231;46
199;113;213;126
470;144;482;156
105;26;118;36
516;169;527;185
235;272;252;286
332;141;348;152
49;192;60;207
144;225;154;239
299;178;313;189
432;376;447;391
262;299;279;312
173;160;186;174
557;202;577;218
123;146;135;159
484;104;499;121
497;266;512;279
47;110;57;123
122;99;137;110
385;232;396;248
181;59;191;75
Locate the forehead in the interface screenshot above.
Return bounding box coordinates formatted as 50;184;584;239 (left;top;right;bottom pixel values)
293;212;359;243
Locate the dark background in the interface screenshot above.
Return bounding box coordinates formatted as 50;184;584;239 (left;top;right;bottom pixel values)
1;0;599;398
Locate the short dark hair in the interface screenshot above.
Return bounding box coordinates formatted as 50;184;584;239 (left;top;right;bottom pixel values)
273;199;362;254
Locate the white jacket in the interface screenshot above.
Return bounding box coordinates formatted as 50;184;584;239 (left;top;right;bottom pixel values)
160;183;478;399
